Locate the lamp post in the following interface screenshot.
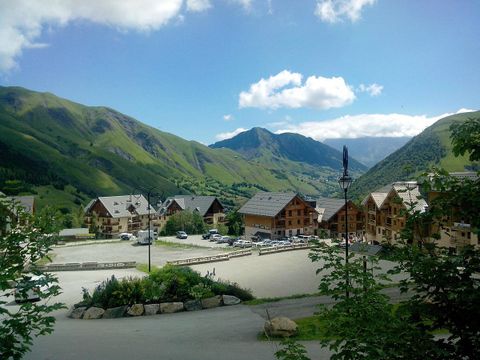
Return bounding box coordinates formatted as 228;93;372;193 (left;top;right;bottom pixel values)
131;187;164;273
338;145;352;299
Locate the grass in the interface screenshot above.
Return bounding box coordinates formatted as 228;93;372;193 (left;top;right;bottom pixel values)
245;292;319;306
35;253;57;266
154;239;234;252
136;263;160;273
258;316;329;341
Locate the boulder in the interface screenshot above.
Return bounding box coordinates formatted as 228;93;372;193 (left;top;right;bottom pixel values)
160;302;184;313
264;317;298;337
201;295;222;309
144;304;160;316
83;307;105;320
222;295;241;306
127;304;144;316
103;306;128;319
184;300;202;311
68;306;86;319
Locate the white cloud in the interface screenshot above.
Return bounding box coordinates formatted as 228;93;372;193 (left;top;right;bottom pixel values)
223;114;234;121
274;109;477;141
231;0;253;10
357;83;383;96
186;0;212;12
215;127;248;140
315;0;376;23
0;0;187;72
239;70;356;110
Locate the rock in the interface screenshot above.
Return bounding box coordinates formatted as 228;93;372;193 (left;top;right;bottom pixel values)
184;300;202;311
83;307;105;320
127;304;144;316
68;306;86;319
144;304;160;316
103;306;128;319
160;302;184;313
222;295;241;306
201;295;222;309
264;317;298;337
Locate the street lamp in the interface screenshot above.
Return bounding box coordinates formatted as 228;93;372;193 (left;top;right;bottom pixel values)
131;187;164;273
338;145;353;299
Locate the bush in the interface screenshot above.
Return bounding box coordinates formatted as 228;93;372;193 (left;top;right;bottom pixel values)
77;265;254;308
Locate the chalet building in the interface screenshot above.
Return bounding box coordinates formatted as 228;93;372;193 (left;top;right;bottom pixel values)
239;192;316;240
0;193;35;234
362;182;428;244
315;197;364;240
158;195;225;229
426;172;479;250
84;195;155;238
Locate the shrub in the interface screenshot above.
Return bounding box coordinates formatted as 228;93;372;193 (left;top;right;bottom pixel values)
210;279;254;301
189;283;214;300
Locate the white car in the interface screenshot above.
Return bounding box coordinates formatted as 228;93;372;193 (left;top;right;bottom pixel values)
14;274;48;303
233;240;252;248
210;234;222;242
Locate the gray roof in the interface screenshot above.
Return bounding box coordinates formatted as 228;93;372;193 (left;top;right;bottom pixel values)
239;192;297;217
316;197;345;222
160;195;223;217
0;195;35;215
388;183;428;213
361;192;388;208
86;195;155;218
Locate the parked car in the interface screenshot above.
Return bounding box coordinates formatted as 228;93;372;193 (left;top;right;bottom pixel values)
120;232;133;240
137;230;155;245
210;234;222;242
216;235;231;244
202;229;218;240
14;275;48;303
233;240;252;248
176;231;188;239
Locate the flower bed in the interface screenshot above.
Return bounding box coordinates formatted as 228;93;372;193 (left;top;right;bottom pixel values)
69;265;253;320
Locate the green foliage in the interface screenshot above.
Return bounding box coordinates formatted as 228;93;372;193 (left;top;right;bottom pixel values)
0;196;64;359
79;264;253;308
450;116;480;161
225;210;243;236
275;339;310;360
164;210;206;235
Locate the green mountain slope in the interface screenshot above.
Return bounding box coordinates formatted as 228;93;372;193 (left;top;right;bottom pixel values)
350;111;480;199
0;86;355;210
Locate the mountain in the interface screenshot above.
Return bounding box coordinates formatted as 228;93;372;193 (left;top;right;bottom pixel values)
0;86;360;211
210;128;368;196
324;137;411;168
350;111;480;199
210;127;367;171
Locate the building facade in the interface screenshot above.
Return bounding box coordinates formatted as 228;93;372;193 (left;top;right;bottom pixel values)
239;192;316;240
315;197;364;240
84;195;155;238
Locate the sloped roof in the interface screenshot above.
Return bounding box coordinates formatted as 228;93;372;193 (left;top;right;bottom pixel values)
389;183;428;213
161;195;223;217
316;197;345;222
362;192;388;208
239;192;297;217
0;194;35;215
59;228;90;237
86;195;154;218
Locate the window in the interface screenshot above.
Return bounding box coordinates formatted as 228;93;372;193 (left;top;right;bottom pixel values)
288;210;292;217
297;219;300;225
378;228;381;234
297;210;301;216
467;232;471;239
288;220;292;225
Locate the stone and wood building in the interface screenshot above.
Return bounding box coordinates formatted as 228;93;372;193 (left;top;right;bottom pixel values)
239;192;316;240
84;195;155;238
315;197;364;240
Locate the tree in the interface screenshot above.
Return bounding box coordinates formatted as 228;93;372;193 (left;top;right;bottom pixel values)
0;197;64;359
164;210;206;235
225;210;243;236
450;117;480;162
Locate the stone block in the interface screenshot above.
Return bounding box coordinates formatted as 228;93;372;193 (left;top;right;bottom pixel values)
222;295;241;306
144;304;160;316
127;304;144;316
83;307;105;320
184;300;202;311
160;302;184;313
264;317;298;337
201;295;222;309
68;306;86;319
103;306;127;319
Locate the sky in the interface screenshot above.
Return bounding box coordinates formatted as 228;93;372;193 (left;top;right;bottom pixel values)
0;0;479;145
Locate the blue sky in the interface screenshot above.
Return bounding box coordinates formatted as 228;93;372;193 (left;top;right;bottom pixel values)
1;0;479;144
